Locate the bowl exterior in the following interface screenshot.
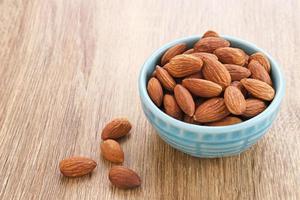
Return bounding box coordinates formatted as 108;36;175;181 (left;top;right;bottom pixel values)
139;35;285;158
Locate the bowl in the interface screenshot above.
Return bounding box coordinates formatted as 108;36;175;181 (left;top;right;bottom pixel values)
138;35;285;158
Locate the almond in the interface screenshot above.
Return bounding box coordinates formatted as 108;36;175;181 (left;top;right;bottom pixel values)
224;64;251;81
102;118;132;140
194;37;230;53
183;48;195;54
214;47;247;65
147;77;163;106
59;157;97;177
202;57;231;89
249;52;271;73
241;78;275;101
183;114;201;125
174;84;195;116
242;98;267;118
224;86;246;115
185;72;203;79
161;43;187;65
194;98;230;123
165;54;203;77
203;30;219;38
109;166;141;189
155;66;176;91
230;81;247;97
206;116;242;126
100;139;124;163
182;78;222;97
163;94;183;120
191;52;218;60
151;69;157;77
248;60;272;85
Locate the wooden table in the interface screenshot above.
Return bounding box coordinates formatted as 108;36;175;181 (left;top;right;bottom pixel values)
0;0;299;199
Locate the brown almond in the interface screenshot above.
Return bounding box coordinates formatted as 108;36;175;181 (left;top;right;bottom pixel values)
147;77;163;107
183;114;201;125
165;54;203;77
163;94;183;120
191;52;218;60
183;48;195;54
241;78;275;101
230;81;247;97
224;86;246;115
203;30;219;38
100;139;124;163
242;98;267;118
214;47;247;65
206;116;242;126
161;43;187;65
249;52;271;73
194;37;230;53
109;166;141;189
194;98;230;123
182;78;222;97
59;157;97;177
224;64;251;81
102;118;132;140
155;66;176;91
202;57;231;89
174;84;195;116
151;69;157;77
185;72;203;79
248;60;272;85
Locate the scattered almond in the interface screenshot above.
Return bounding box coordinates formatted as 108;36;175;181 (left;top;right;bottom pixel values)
161;43;187;65
174;84;195;116
241;78;275;101
214;47;247;65
249;52;271;73
155;66;176;91
59;157;97;177
206;116;242;126
248;60;272;85
194;37;230;53
242;98;267;118
100;139;124;163
147;77;163;107
224;86;246;115
182;78;222;97
163;94;183;120
109;166;141;189
102;118;132;140
224;64;251;81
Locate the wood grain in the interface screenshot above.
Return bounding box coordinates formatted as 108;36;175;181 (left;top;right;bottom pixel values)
0;0;299;199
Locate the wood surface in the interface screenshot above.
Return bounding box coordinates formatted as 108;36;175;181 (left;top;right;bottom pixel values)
0;0;299;199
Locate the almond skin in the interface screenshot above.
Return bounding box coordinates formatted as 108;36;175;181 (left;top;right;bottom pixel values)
248;60;272;85
242;98;267;118
161;43;187;65
191;52;218;60
194;37;230;53
174;84;195;116
183;48;195;54
109;166;141;189
224;64;251;81
182;78;222;97
206;116;242;126
165;54;203;77
203;30;219;38
224;86;246;115
102;118;132;140
249;52;271;73
163;94;183;120
194;98;230;123
230;81;247;97
155;66;176;91
59;157;97;177
214;47;247;65
202;57;231;89
241;78;275;101
100;139;124;163
147;77;163;107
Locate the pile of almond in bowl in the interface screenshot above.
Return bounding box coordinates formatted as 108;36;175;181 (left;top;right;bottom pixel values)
147;30;275;126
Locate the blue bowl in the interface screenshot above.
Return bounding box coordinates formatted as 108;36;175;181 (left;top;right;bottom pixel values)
138;35;285;158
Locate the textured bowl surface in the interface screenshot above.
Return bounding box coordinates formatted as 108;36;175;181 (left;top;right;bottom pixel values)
138;35;285;158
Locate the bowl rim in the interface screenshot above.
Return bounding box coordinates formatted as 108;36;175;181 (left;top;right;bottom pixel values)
138;35;285;134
